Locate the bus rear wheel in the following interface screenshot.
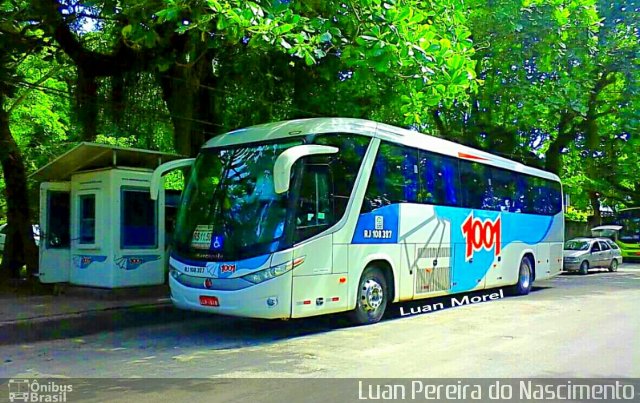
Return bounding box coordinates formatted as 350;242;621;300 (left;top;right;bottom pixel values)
349;267;388;325
507;256;533;296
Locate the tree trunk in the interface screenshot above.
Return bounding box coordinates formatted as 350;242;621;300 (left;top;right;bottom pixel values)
431;109;449;138
587;191;602;228
0;97;38;282
544;141;562;175
159;62;210;157
76;67;98;141
544;111;575;175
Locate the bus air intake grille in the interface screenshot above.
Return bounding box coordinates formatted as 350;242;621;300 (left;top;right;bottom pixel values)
416;266;451;294
417;246;451;259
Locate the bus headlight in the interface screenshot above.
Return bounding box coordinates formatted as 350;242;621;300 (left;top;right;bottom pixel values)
242;257;305;284
170;268;183;280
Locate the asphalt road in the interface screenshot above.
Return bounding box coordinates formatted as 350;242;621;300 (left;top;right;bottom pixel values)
1;264;639;401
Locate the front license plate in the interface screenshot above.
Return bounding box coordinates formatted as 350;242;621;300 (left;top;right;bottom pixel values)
199;296;219;307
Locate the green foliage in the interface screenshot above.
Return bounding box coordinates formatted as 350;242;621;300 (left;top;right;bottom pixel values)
565;206;589;223
458;0;640;209
164;170;185;191
118;0;478;126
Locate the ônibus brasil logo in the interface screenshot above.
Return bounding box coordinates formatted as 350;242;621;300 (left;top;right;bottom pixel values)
461;212;501;261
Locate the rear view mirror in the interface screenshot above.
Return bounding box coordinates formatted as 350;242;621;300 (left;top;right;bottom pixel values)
273;145;338;194
150;158;195;200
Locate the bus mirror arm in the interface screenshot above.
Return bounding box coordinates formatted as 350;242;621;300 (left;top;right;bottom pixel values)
150;158;196;200
273;145;338;194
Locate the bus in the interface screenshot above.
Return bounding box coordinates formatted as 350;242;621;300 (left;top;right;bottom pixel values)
151;118;564;325
615;207;640;259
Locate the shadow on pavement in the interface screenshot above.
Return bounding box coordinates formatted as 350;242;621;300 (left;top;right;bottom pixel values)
125;286;545;351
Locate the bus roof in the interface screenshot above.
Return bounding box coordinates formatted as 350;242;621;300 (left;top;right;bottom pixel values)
203;118;560;182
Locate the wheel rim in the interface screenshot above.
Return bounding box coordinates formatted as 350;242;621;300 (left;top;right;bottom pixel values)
612;260;618;270
520;262;531;289
581;262;588;272
361;279;384;312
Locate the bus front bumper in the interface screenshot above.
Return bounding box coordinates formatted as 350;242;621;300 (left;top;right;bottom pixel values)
169;271;292;319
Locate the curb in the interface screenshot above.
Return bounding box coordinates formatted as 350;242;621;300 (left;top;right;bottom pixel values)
0;302;204;345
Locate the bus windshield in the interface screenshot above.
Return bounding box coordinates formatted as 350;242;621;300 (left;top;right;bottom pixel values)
618;210;640;243
173;139;302;261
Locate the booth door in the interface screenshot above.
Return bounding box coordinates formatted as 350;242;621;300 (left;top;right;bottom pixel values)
39;182;71;283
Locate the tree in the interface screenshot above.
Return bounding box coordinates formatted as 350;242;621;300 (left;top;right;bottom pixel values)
117;0;479;154
446;0;640;218
0;0;53;280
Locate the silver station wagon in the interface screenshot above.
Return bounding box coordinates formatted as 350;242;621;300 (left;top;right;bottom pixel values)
563;237;623;274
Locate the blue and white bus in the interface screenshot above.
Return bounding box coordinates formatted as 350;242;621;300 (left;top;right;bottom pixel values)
151;118;564;324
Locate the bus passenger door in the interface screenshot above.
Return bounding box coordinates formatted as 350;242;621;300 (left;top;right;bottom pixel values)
290;164;348;317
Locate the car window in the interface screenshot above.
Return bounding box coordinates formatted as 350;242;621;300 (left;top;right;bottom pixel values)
591;242;601;252
565;240;590;250
608;241;620;250
599;241;610;251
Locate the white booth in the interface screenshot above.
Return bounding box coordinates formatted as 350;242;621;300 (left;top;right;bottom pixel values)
32;143;184;288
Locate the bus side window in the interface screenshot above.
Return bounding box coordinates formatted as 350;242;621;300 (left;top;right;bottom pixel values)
315;133;371;218
294;133;371;242
490;167;518;212
362;142;418;212
294;165;332;243
418;150;460;207
459;160;490;209
531;177;562;215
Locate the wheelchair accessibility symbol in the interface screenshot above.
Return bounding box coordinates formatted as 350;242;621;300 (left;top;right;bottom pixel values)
211;235;224;251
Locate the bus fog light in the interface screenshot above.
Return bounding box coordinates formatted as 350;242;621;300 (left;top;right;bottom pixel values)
267;297;278;307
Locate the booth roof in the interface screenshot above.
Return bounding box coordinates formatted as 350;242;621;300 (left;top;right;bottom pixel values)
31;142;186;181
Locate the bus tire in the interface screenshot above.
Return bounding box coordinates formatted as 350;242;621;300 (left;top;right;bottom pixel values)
579;260;589;275
608;259;618;272
349;267;388;325
507;256;533;296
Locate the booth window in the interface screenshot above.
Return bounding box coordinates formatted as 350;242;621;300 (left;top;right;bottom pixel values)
121;188;157;249
79;195;96;244
47;191;70;248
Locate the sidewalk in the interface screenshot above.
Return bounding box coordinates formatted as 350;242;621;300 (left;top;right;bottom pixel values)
0;285;202;345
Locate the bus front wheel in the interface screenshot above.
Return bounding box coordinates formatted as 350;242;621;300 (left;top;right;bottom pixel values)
507;256;533;296
349;267;388;325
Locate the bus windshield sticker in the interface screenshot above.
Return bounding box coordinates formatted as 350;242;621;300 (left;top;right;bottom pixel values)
210;235;224;251
191;225;213;250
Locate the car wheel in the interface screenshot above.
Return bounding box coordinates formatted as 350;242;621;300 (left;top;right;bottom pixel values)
349;267;388;325
608;259;618;272
579;260;589;275
507;256;533;295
